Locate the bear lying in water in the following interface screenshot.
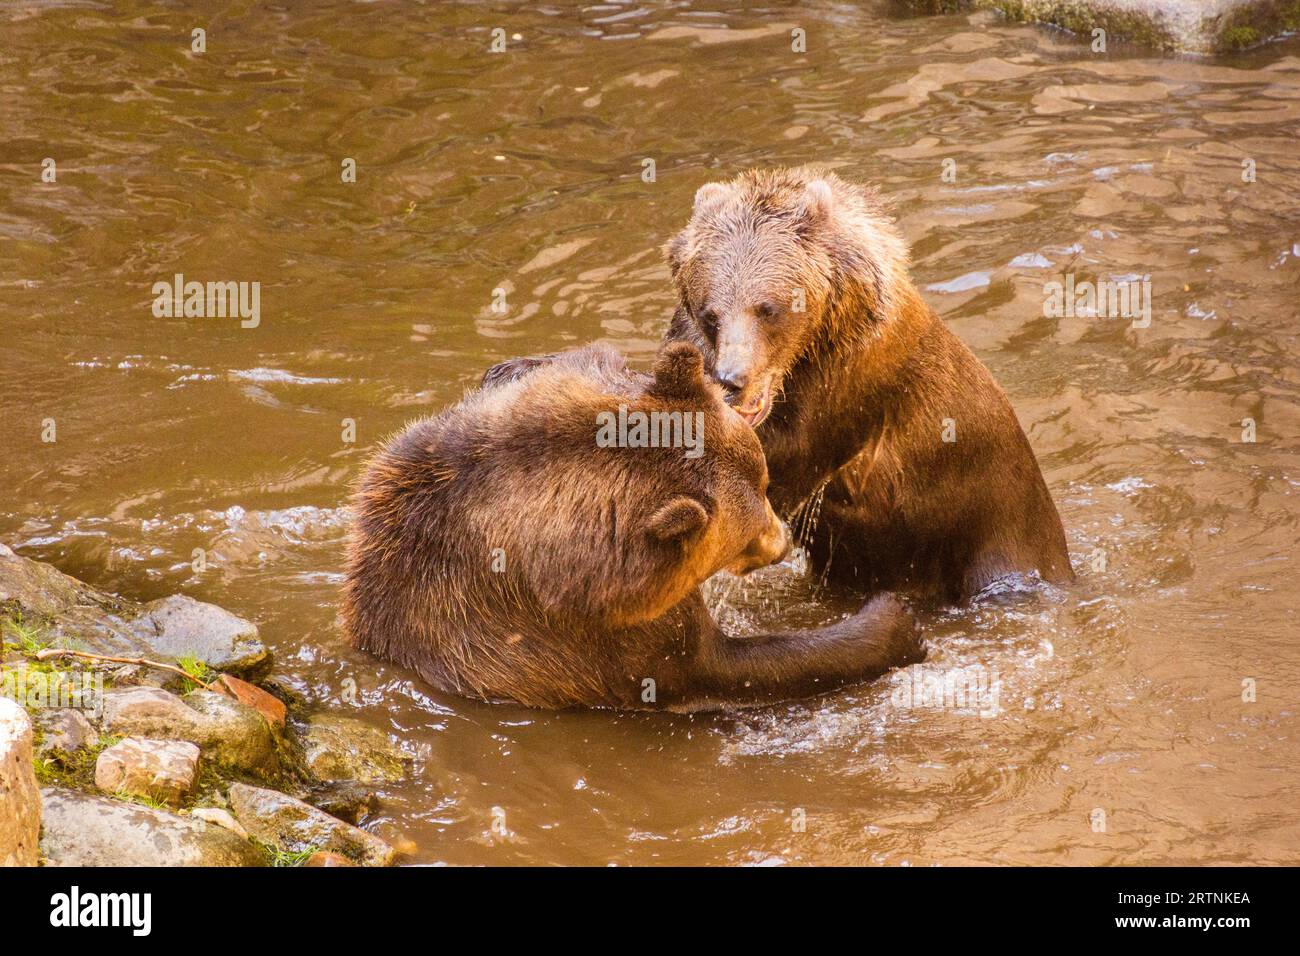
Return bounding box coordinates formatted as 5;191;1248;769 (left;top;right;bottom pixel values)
342;342;923;710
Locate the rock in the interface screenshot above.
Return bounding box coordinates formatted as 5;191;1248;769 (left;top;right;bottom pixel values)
382;832;419;858
95;737;200;806
302;712;407;785
131;594;267;673
190;807;249;840
901;0;1293;54
0;542;266;672
184;686;280;770
215;674;286;728
102;685;196;727
39;787;265;866
0;698;41;866
33;708;96;754
306;779;380;824
305;851;356;867
227;783;395;867
107;664;154;686
183;690;281;772
101;686;279;775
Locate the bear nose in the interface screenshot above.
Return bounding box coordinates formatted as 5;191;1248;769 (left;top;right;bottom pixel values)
774;521;793;563
715;363;749;394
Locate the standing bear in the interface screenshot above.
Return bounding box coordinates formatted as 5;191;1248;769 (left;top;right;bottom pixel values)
663;167;1072;602
342;342;923;710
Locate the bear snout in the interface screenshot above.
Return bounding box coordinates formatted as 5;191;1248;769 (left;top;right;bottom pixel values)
715;356;750;394
766;519;793;565
727;502;792;575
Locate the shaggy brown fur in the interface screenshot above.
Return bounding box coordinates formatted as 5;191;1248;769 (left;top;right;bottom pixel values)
663;167;1073;602
343;342;923;710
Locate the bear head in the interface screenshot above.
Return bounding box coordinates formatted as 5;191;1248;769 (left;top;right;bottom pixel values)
501;342;791;630
665;167;909;427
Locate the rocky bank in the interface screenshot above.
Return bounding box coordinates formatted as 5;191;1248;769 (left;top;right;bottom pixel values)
0;542;411;867
900;0;1299;54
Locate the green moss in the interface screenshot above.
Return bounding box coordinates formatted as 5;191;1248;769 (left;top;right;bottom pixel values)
1215;1;1300;51
987;0;1180;52
4;658;58;678
898;0;1299;54
0;599;26;628
895;0;969;12
1;608;50;655
32;736;106;789
1221;25;1262;48
189;760;236;808
33;731;119;792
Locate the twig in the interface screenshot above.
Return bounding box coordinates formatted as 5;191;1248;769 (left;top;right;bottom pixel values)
34;648;219;691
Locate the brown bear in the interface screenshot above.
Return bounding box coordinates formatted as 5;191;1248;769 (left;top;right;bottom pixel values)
342;342;923;711
662;167;1073;602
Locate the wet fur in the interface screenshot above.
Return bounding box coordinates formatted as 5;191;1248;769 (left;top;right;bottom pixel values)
343;343;923;710
664;167;1073;602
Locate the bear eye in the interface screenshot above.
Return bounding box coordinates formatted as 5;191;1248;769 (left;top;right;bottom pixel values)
697;307;719;335
755;301;779;320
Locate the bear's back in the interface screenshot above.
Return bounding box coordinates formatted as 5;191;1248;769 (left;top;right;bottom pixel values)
340;345;663;704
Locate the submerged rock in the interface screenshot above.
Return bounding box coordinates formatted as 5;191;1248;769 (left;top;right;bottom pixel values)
0;698;41;866
306;779;380;824
40;787;265;867
227;782;395;866
302;712;407;785
101;686;279;775
0;542;266;672
95;737;200;806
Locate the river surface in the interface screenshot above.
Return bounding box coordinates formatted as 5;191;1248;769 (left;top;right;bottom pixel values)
2;1;1298;865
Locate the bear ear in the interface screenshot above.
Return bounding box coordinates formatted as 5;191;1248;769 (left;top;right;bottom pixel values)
649;341;708;400
693;181;731;214
646;496;709;542
665;231;689;276
795;179;834;228
481;354;551;389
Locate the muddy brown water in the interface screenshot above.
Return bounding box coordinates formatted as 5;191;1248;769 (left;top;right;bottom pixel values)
2;2;1298;865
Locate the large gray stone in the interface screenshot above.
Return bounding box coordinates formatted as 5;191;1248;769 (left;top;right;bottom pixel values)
0;698;41;866
0;542;266;672
130;594;266;672
228;783;395;866
905;0;1296;54
39;787;265;867
101;686;279;775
